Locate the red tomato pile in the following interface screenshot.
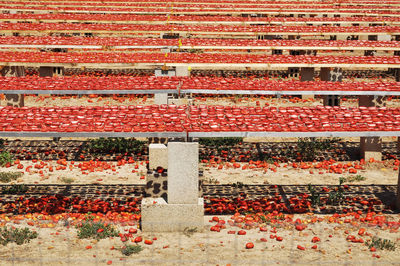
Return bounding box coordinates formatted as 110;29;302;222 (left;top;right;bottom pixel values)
0;195;141;215
204;191;392;215
0;105;400;133
1;51;400;65
1;14;400;23
1;76;399;93
2;1;398;11
2;23;400;34
1;4;399;14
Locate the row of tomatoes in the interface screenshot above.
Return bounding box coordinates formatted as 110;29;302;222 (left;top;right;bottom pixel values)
1;4;399;14
2;51;400;64
0;193;390;216
0;105;400;132
0;195;141;215
2;23;400;33
1;13;399;23
0;36;399;50
205;192;390;215
1;75;399;92
2;1;398;9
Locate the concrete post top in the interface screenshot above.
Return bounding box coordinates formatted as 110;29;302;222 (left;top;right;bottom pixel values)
149;143;167;148
168;142;198;148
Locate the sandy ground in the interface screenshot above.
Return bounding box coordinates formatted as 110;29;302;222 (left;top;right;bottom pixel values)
0;160;397;186
203;162;398;185
0;214;399;266
1;94;399;109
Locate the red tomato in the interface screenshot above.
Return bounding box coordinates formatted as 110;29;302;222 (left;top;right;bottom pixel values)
237;230;246;235
311;236;320;243
245;242;254;249
297;245;305;250
144;240;153;245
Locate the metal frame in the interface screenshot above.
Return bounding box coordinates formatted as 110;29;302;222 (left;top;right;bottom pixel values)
0;131;399;138
1;89;400;95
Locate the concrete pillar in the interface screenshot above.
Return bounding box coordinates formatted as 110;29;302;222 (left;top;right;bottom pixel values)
0;66;25;107
154;93;168;105
398;137;400;151
300;67;315;100
168;142;199;204
359;95;383;161
360;137;382;161
176;66;190;77
300;67;314;81
38;66;64;77
395;69;400;82
141;142;204;232
359;95;384;107
155;69;175;77
320;67;342;106
39;66;54;77
288;67;299;78
149;143;168;170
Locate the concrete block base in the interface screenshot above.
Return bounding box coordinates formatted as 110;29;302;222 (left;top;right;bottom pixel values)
363;152;382;162
360;137;382;161
149;143;168;170
141;197;204;232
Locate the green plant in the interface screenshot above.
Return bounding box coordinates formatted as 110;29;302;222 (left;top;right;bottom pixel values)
232;181;244;188
76;221;119;240
0;172;23;183
366;236;396;251
284;138;339;161
86;138;146;155
345;174;366;183
0;227;38;246
60;176;74;184
327;177;346;205
199;137;243;147
0;151;13;167
1;184;28;194
183;227;197;237
265;158;275;164
0;139;5;149
119;244;143;256
307;184;321;206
